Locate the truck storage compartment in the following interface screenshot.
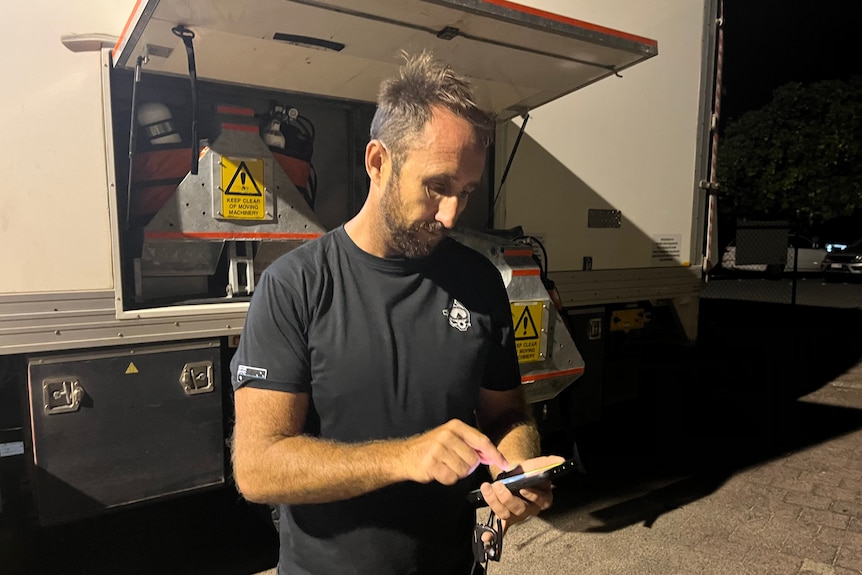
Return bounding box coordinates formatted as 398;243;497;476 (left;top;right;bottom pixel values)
110;68;374;310
27;340;224;523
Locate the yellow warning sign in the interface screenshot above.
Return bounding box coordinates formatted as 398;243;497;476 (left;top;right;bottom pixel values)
511;301;544;363
221;156;266;220
125;362;139;375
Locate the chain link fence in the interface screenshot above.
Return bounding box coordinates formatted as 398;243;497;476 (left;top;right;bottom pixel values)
702;220;862;308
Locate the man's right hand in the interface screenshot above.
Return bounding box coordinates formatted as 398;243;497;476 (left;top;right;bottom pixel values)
399;419;510;485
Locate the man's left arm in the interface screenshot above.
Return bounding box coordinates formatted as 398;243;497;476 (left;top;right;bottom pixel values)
475;387;563;527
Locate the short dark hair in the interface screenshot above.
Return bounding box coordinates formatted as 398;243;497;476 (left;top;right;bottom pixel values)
370;51;495;174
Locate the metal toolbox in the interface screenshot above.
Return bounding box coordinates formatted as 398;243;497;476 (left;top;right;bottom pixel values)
27;340;224;523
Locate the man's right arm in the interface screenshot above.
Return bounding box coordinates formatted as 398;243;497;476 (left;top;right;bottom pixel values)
231;386;509;505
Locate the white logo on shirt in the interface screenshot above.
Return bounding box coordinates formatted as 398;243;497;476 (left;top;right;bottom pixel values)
442;299;471;332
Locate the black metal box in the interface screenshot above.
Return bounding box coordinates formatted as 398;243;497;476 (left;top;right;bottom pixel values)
27;340;224;523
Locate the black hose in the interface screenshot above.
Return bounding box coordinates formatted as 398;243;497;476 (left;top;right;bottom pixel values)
516;235;549;280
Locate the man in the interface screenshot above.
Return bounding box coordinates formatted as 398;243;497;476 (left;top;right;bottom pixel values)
230;51;561;575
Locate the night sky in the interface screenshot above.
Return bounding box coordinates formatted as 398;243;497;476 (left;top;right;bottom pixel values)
720;0;861;124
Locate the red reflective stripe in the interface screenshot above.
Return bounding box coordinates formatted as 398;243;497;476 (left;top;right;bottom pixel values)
217;105;255;116
504;249;534;257
222;123;259;133
145;232;322;240
480;0;658;47
512;269;541;276
521;366;585;384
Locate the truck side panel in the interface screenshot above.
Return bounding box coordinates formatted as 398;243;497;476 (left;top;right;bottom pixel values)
496;0;713;275
0;3;134;294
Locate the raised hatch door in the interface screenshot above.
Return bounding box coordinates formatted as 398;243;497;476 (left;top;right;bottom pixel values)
112;0;657;119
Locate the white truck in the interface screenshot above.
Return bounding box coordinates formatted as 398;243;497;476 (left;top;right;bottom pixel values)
0;0;719;525
495;0;721;427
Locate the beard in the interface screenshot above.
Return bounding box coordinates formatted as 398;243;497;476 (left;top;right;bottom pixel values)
380;178;445;259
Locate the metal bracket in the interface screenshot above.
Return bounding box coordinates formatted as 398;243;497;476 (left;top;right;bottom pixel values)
179;361;215;395
699;180;720;192
43;378;85;415
227;241;255;297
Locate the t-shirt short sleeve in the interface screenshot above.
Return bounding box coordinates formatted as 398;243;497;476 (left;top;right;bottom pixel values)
230;265;312;393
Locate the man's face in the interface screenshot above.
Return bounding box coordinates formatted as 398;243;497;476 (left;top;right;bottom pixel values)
379;108;486;259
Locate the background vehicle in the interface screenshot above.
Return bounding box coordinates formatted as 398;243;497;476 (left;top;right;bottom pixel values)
721;234;826;274
822;238;862;278
0;0;719;525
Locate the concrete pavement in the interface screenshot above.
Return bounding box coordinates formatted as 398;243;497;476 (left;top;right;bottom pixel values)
480;300;862;575
483;376;862;575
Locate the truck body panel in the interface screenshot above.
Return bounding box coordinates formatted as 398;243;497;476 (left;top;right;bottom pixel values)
1;6;127;295
0;0;716;524
496;0;716;309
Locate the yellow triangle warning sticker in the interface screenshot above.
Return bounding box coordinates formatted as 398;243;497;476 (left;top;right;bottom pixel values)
224;159;263;196
511;302;544;363
125;362;139;375
514;306;540;340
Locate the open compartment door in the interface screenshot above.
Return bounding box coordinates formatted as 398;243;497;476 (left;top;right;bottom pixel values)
113;0;657;119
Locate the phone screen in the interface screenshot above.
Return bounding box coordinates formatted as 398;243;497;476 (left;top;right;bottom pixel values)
496;461;562;486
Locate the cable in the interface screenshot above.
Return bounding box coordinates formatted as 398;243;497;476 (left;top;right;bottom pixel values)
308;163;318;209
295;114;316;142
515;235;549;280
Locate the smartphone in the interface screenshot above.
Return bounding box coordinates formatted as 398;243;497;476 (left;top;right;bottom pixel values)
466;459;577;506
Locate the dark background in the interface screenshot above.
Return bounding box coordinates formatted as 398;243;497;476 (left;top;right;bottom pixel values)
721;0;861;124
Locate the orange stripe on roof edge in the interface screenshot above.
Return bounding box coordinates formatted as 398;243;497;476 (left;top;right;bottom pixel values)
481;0;658;47
113;0;144;60
521;366;585;384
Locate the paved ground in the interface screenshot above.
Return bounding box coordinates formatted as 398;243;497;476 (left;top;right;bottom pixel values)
481;373;862;575
476;300;862;575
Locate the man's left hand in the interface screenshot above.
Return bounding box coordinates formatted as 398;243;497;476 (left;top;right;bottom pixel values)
478;455;565;530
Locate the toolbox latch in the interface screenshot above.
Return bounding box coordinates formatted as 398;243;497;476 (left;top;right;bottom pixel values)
43;378;85;415
179;362;214;395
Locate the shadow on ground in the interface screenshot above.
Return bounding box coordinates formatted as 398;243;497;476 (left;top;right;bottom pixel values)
541;299;862;533
0;486;279;575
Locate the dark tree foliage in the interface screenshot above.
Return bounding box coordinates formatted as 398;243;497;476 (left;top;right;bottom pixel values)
717;77;862;227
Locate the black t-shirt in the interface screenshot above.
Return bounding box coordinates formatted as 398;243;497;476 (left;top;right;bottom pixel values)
231;226;520;575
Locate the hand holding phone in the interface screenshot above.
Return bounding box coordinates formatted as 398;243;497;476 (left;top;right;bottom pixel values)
467;458;576;506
